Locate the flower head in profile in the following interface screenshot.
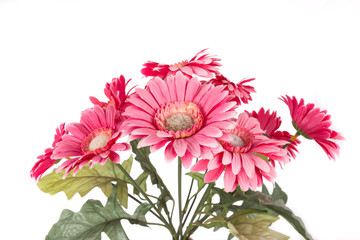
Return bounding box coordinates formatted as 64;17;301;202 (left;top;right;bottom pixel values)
208;74;255;106
281;95;343;160
52;104;130;177
30;123;67;181
141;49;221;79
123;72;237;168
90;75;134;115
247;108;301;159
191;113;289;192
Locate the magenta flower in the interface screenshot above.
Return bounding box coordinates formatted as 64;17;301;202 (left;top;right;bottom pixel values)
52;104;130;177
247;108;281;137
141;49;222;79
247;108;301;159
30;123;67;181
122;72;237;168
281;95;343;160
191;113;289;192
208;74;255;106
90;75;134;115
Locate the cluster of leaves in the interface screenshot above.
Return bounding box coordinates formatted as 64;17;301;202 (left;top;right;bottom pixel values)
185;172;313;240
38;140;177;239
37;139;313;240
46;184;151;240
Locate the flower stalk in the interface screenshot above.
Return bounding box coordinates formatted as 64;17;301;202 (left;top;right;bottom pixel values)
177;157;184;239
282;132;301;149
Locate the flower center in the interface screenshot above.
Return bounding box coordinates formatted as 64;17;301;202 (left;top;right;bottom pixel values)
228;134;246;147
155;101;203;138
220;126;254;153
88;134;111;151
165;113;194;132
81;128;114;155
170;60;188;70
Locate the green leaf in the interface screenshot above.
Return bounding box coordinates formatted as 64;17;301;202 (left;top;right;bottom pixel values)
227;233;235;240
186;172;205;189
201;215;228;230
239;190;313;240
227;212;289;240
46;184;151;240
200;209;288;240
37;156;133;208
271;182;288;204
261;185;270;195
133;172;149;196
130;140;158;185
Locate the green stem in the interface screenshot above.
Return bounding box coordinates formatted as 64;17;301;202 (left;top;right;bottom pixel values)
183;183;215;240
147;222;167;227
182;192;197;227
182;177;194;215
182;159;197;216
282;131;301;149
177;157;183;239
116;163;176;238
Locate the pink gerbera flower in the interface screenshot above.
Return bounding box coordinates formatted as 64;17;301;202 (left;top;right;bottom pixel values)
281;95;343;160
90;75;134;114
52;104;130;177
122;72;237;168
247;108;301;159
191;113;289;192
141;49;222;79
30;123;67;181
208;74;255;106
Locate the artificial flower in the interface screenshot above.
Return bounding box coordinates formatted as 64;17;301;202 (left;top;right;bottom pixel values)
90;75;134;115
247;108;301;159
52;104;130;177
208;74;255;105
30;123;67;180
191;113;289;191
122;71;237;168
281;95;343;160
141;49;221;79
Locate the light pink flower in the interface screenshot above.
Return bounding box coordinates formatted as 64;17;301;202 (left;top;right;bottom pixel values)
208;74;255;105
52;104;130;177
30;123;67;181
122;72;237;168
90;75;134;115
141;49;221;79
191;113;289;192
247;108;301;159
281;95;343;160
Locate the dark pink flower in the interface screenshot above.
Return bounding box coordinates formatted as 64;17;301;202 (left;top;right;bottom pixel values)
247;108;301;159
247;108;281;137
52;104;130;177
141;49;221;79
281;95;343;160
30;123;67;181
191;113;289;192
122;72;237;168
90;75;134;116
208;74;255;105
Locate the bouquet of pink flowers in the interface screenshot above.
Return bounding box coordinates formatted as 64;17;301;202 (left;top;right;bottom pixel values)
31;49;343;240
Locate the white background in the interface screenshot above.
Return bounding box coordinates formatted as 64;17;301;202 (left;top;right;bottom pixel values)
1;0;359;239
